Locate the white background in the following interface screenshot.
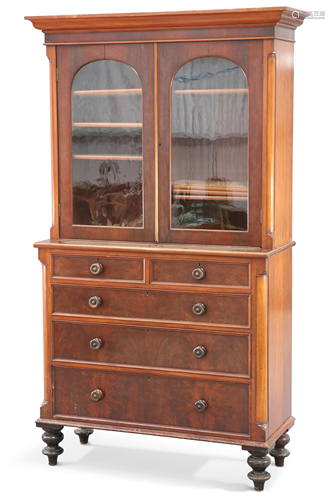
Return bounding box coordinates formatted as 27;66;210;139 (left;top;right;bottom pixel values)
0;1;334;498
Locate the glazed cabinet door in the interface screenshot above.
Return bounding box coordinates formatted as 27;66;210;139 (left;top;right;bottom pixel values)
157;41;263;246
58;44;155;241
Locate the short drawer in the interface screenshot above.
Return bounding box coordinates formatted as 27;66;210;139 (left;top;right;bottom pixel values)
151;259;250;288
54;323;250;376
54;368;250;435
53;286;250;328
52;255;144;281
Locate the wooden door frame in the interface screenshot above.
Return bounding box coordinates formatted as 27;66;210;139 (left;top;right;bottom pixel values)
157;40;263;247
57;43;155;242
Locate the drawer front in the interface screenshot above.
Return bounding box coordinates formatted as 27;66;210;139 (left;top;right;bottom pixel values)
54;323;250;376
53;286;250;327
55;368;249;435
52;255;144;281
152;260;250;288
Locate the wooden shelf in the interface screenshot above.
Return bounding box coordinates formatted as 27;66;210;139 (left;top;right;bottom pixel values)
172;195;247;201
172;180;248;202
173;89;248;94
73;89;142;95
73;122;142;128
72;87;247;98
73;154;142;160
173;186;247;194
173;180;247;190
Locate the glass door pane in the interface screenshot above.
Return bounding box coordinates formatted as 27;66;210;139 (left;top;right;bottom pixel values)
171;57;248;232
71;60;143;228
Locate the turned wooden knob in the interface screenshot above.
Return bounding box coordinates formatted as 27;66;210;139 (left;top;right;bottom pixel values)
194;399;208;412
90;262;104;275
193;346;207;358
90;338;103;350
91;389;104;402
88;296;102;308
193;303;206;315
192;268;206;280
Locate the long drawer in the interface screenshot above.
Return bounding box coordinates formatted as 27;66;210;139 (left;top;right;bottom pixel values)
54;323;250;376
53;286;250;328
54;368;250;435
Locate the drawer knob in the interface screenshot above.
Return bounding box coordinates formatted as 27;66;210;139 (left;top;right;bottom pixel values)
194;399;208;412
193;346;207;359
88;296;102;308
192;268;206;280
90;338;103;350
193;303;206;316
90;262;104;275
91;389;104;402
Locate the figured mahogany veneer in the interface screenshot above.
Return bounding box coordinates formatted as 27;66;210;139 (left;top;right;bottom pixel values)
54;368;250;435
53;285;250;328
54;322;250;376
28;6;307;491
53;254;144;281
151;259;250;287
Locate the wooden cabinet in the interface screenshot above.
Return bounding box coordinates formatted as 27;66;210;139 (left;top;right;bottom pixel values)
26;7;308;491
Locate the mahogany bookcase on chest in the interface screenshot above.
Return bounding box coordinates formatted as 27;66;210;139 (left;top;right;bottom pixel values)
26;7;307;491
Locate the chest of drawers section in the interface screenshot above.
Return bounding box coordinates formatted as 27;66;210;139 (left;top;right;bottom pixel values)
39;247;269;444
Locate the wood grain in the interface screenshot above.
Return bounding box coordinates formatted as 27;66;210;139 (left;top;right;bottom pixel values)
261;39;275;249
73;88;142;94
72;123;142;128
34;239;296;258
157;40;263;246
151;259;250;288
36;415;295;448
27;7;305;476
43;26;295;46
266;52;276;237
268;249;292;436
52;285;250;328
53;322;250;376
46;45;59;240
255;272;268;424
273;40;294;248
39;249;53;418
52;254;144;281
54;367;250;435
58;43;155;242
25;7;309;33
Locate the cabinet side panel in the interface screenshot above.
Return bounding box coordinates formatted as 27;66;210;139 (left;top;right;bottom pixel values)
38;249;53;418
273;40;294;247
268;249;292;436
46;46;59;239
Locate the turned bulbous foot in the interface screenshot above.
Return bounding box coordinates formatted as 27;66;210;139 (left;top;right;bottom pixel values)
74;428;94;444
41;425;64;466
270;431;290;467
246;450;271;491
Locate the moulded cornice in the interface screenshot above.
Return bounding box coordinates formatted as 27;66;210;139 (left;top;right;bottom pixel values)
25;7;309;34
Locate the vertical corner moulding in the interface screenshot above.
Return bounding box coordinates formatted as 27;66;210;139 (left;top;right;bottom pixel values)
266;51;276;236
154;43;159;243
256;271;269;425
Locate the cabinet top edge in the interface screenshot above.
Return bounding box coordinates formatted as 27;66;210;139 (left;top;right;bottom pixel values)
25;7;309;34
33;239;296;258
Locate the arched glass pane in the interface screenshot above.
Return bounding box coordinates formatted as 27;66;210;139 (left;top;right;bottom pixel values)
72;60;143;227
171;57;248;231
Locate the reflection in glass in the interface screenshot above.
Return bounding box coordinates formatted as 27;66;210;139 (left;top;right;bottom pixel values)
72;60;143;227
171;57;248;231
